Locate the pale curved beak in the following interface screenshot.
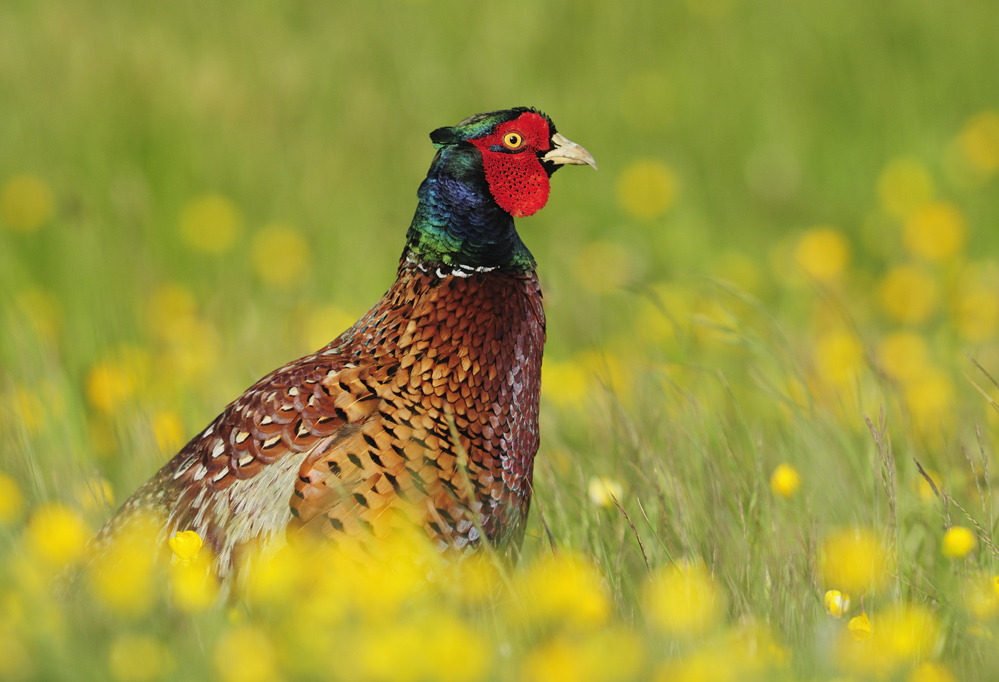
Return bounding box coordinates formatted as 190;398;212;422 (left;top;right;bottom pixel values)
543;133;598;170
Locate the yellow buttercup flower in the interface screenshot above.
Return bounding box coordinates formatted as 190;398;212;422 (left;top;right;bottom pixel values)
512;554;610;628
588;476;624;508
214;626;278;682
794;227;851;282
877;158;933;219
963;574;999;621
942;526;977;558
0;472;25;524
953;285;999;342
179;194;242;254
820;527;888;592
251;223;311;289
848;612;871;640
904;368;955;428
301;303;356;351
1;174;55;231
959;110;999;174
541;358;590;410
910;662;958;682
617;159;677;221
825;590;851;618
145;282;197;340
877;332;929;383
170;554;219;613
903;202;967;262
169;529;204;563
89;513;160;616
879;265;939;323
151;410;185;455
814;330;864;387
645;562;725;636
25;503;89;567
86;347;149;415
770;463;801;498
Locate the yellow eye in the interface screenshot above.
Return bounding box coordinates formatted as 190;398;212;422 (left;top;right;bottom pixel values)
503;132;524;149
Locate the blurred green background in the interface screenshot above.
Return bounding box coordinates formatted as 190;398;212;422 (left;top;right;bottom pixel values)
4;1;999;680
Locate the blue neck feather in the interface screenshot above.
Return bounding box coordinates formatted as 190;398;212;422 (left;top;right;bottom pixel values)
402;146;535;273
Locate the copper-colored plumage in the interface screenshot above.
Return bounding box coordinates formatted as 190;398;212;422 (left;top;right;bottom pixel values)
107;264;543;573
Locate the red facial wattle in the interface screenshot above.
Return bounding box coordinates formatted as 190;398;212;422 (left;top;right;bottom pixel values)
470;112;552;218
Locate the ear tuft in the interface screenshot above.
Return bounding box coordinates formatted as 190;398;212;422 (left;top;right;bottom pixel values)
430;126;459;147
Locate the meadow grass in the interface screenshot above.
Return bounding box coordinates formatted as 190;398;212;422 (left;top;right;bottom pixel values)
2;1;999;680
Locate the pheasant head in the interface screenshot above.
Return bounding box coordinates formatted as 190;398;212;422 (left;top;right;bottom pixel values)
404;108;596;273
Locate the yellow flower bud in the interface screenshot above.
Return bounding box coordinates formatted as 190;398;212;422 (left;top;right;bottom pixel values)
824;590;851;618
169;530;203;563
848;612;871;640
770;464;801;498
942;526;977;558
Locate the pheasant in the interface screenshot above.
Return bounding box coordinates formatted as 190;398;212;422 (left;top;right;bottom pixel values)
97;108;596;576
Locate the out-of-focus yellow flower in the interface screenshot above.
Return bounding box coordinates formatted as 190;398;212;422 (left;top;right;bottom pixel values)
160;316;221;383
251;223;311;289
151;410;185;455
89;514;161;617
617;159;677;221
820;527;888;593
86;347;149;415
904;368;955;428
840;606;939;675
645;562;725;637
108;634;173;682
848;612;871;640
903;202;967;262
959;110;999;174
170;554;218;612
914;468;942;503
814;330;864;388
770;463;801;498
877;158;934;219
794;227;851;282
588;476;624;508
244;542;307;606
179;194;242;254
877;332;929;383
909;662;957;682
169;529;203;563
942;526;977;558
301;303;356;351
825;590;851;618
1;174;55;231
578;351;634;398
572;240;637;294
541;359;590;410
620;71;673;133
514;554;610;628
879;265;939;324
0;472;25;524
145;283;197;340
214;626;278;682
964;574;999;620
25;503;89;567
523;630;644;682
953;285;999;342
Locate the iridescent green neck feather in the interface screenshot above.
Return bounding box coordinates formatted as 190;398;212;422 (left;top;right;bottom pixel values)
402;145;536;273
